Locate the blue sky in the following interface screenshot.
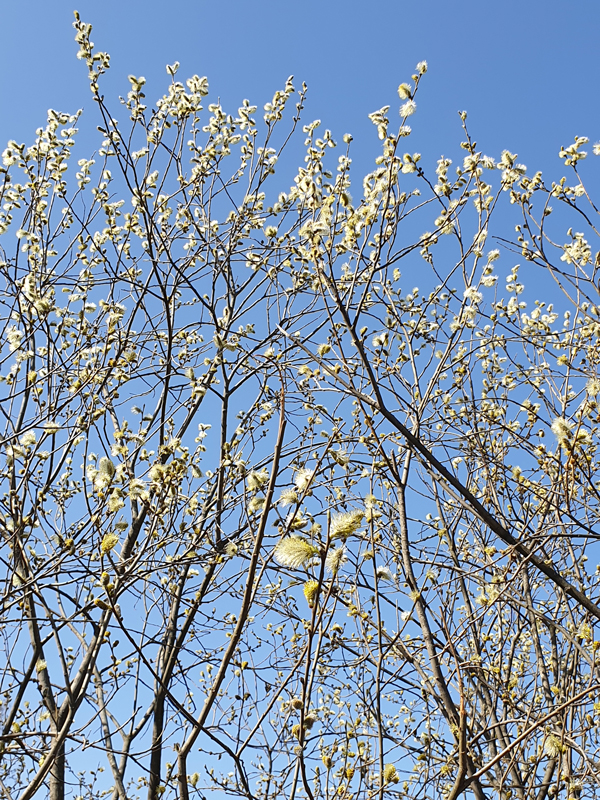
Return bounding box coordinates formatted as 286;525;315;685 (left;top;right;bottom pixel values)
2;0;600;182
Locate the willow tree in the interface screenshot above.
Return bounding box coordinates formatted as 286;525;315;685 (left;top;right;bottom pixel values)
1;12;600;800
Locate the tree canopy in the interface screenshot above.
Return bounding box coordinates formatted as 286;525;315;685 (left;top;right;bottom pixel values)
2;13;600;800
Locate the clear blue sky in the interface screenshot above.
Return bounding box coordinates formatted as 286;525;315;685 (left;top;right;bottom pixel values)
2;0;600;181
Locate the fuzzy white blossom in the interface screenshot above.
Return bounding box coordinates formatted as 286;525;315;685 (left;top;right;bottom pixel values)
20;431;37;448
285;511;309;530
99;456;116;478
108;492;125;513
325;546;347;574
294;468;314;493
586;378;600;396
248;496;265;514
551;417;573;444
148;464;167;484
329;448;350;466
274;536;319;569
372;332;388;348
247;469;269;490
463;286;483;304
92;457;116;492
278;489;299;507
6;326;23;352
330;509;364;540
481;273;498;288
2;141;21;167
561;232;591;265
400;100;416;118
544;734;564;758
376;566;394;582
129;478;148;501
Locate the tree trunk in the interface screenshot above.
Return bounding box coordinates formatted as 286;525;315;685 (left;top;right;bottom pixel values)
49;739;65;800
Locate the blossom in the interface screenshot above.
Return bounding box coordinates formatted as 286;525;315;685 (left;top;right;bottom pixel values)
247;468;269;490
383;764;399;784
303;579;320;608
286;512;309;530
416;60;428;74
544;734;565;757
149;464;167;483
463;286;483;304
365;506;382;523
586;378;600;396
397;83;412;100
325;546;347;575
329;448;350;466
294;468;314;493
372;332;388;348
481;273;498;287
6;326;23;352
330;509;364;540
400;100;416;118
99;457;116;478
561;232;591;265
100;533;120;556
278;489;298;507
274;536;319;569
303;712;317;729
2;141;21;167
94;458;117;491
376;566;394;582
577;622;592;641
20;431;36;448
248;496;265;514
129;478;148;500
108;491;125;513
551;417;573;444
